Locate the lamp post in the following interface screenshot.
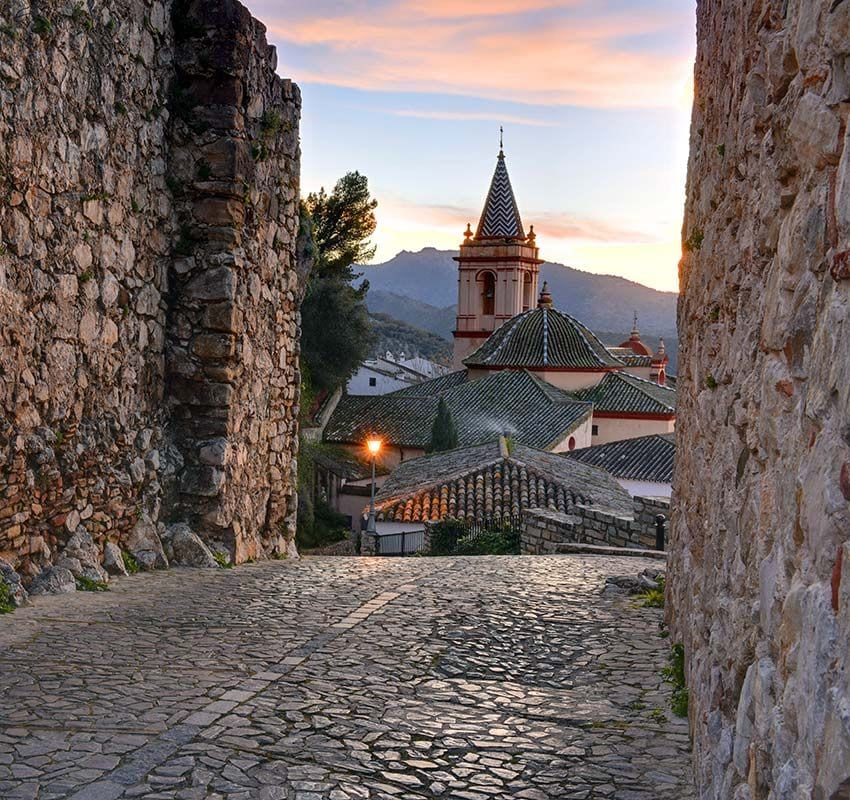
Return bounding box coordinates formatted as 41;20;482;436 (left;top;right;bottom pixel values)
366;437;382;550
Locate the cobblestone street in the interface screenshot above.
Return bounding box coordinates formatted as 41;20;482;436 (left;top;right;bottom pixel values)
0;556;694;799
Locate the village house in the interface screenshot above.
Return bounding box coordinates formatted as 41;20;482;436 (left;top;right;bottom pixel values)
346;352;449;396
567;433;675;498
370;436;633;532
323;145;676;462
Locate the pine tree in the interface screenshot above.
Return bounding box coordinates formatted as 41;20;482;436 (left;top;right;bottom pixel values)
427;398;459;453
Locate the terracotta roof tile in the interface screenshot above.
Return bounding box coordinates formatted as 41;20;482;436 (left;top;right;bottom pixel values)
374;439;632;523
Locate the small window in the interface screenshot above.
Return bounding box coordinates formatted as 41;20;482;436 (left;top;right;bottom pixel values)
568;436;576;451
369;377;377;387
481;272;496;315
592;425;599;436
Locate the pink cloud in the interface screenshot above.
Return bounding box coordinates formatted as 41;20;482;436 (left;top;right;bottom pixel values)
380;199;655;244
255;1;693;109
385;109;556;127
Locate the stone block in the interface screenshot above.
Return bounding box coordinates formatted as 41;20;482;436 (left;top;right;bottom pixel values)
184;267;237;301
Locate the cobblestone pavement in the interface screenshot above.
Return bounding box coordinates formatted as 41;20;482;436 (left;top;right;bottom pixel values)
0;555;694;799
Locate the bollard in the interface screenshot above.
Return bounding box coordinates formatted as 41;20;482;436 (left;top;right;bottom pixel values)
655;514;666;552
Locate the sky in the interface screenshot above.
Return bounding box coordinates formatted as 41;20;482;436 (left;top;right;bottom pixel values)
243;0;696;292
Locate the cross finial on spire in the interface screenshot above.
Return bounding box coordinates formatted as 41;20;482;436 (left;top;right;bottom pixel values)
499;125;504;152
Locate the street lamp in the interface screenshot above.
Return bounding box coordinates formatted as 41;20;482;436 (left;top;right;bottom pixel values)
365;437;382;544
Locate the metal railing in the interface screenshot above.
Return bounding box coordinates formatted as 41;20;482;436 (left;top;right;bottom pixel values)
375;529;426;557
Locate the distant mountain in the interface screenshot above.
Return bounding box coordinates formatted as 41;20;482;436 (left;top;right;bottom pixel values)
365;289;456;339
358;248;678;339
368;313;453;365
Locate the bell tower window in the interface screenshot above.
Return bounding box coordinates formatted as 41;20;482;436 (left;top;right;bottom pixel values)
481;271;496;316
522;272;533;311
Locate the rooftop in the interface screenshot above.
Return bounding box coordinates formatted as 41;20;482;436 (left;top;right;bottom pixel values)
605;347;654;368
463;306;625;371
566;433;676;483
572;372;677;416
324;369;593;451
475;149;525;240
374;437;633;523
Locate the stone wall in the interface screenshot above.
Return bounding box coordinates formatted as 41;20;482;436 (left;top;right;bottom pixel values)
0;0;302;584
521;497;669;555
670;1;850;797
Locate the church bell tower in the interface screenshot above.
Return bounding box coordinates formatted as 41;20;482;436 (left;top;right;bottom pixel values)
452;137;542;366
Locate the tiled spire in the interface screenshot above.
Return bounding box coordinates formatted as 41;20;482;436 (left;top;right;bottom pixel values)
475;148;525;240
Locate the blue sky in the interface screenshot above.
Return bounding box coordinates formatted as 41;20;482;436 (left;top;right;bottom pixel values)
243;0;696;292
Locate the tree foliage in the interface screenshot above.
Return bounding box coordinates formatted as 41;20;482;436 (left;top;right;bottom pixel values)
300;278;374;393
304;172;377;282
427;398;459;453
299;172;378;393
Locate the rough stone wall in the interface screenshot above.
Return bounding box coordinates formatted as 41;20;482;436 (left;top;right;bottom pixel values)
670;1;850;797
166;0;301;560
521;498;669;555
0;0;301;580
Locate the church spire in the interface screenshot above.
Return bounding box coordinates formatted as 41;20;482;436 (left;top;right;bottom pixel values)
475;140;525;240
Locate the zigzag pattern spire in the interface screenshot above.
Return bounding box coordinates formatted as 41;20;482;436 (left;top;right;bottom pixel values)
475;149;525;240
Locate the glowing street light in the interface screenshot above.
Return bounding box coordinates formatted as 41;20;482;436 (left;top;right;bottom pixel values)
365;436;382;542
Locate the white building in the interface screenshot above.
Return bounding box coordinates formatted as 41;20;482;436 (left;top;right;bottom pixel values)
347;352;449;396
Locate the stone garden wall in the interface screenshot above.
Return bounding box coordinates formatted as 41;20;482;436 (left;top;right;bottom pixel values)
0;0;302;587
522;497;669;555
670;1;850;797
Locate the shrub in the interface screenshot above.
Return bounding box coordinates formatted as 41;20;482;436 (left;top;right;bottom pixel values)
662;643;689;717
636;575;666;608
0;582;15;614
684;228;704;252
76;576;109;592
33;16;52;36
428;519;521;556
122;550;140;574
296;498;349;550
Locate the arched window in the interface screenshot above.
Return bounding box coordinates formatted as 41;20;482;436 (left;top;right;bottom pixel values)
481;271;496;316
568;436;576;451
522;272;533;310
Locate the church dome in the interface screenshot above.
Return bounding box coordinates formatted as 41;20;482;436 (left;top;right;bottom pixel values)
463;302;625;370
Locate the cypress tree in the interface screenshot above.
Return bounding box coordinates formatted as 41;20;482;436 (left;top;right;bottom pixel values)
427;398;459;453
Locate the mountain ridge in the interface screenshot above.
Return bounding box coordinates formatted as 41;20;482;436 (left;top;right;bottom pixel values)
357;247;678;339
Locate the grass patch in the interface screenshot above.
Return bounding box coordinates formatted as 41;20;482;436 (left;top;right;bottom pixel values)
705;374;718;390
70;3;93;30
662;643;689;718
32;15;52;36
76;575;109;592
122;550;140;574
213;551;233;569
635;575;665;608
0;582;16;614
649;708;667;723
261;109;282;136
684;228;704;252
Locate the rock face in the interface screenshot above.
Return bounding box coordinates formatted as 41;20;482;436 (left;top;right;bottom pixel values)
0;558;28;606
0;0;302;584
29;567;76;596
160;523;218;568
670;2;850;798
127;515;169;571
